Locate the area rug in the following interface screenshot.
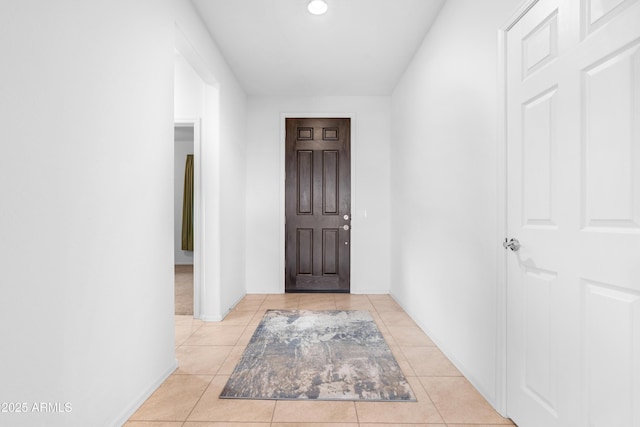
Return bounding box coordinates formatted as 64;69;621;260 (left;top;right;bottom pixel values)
220;309;416;401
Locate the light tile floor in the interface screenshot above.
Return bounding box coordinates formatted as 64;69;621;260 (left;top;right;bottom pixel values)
126;293;515;427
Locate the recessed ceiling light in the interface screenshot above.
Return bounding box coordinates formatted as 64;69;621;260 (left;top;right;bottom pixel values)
308;0;328;15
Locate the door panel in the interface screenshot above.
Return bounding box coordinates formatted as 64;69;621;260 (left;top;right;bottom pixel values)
285;118;350;292
522;86;557;227
582;42;640;228
522;266;558;416
584;280;640;427
505;0;640;426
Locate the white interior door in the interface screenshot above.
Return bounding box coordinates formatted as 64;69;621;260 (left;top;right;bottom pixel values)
505;1;640;426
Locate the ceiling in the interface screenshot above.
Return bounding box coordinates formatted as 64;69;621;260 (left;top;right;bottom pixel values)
191;0;446;96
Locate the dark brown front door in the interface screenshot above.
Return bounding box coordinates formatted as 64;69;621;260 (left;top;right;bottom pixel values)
285;118;351;292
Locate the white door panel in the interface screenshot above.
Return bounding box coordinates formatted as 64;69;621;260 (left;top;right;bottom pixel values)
505;0;640;426
584;281;640;427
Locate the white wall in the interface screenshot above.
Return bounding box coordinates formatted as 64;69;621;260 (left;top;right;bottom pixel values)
390;0;517;408
245;96;391;294
0;1;176;426
0;0;247;425
174;127;194;265
174;52;206;119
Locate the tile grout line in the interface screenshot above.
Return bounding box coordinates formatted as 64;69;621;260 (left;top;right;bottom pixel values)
353;398;360;426
178;321;216;425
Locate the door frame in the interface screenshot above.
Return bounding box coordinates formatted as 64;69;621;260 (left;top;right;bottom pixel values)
175;24;223;320
174;118;202;318
279;112;358;293
496;0;542;418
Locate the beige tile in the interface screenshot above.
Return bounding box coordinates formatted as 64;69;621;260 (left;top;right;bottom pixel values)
220;310;255;326
187;376;275;422
389;345;416;377
298;301;337;311
379;330;398;347
334;295;375;310
402;347;461;377
366;294;394;300
244;322;259;334
175;317;204;347
175;325;194;347
333;294;368;303
298;294;337;310
183;423;269;427
232;298;264;312
298;301;338;310
241;294;268;301
446;425;516;427
218;346;245;375
335;301;376;310
355;377;443;424
272;401;357;423
264;294;300;302
175;280;194;315
124;422;183;427
183;325;246;346
298;293;334;300
368;310;385;324
420;377;514;425
359;424;444;427
370;298;403;312
249;309;268;324
370;312;392;336
235;324;258;346
271;423;358;427
397;361;417;378
259;299;300;310
175;314;197;323
378;311;417;327
388;325;435;346
175;346;233;375
129;374;212;421
261;294;300;310
175;316;205;331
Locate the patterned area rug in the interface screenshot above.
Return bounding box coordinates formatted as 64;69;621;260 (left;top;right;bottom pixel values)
220;309;416;401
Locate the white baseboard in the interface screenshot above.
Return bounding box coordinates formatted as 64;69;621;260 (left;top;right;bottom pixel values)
110;360;178;427
351;290;390;295
388;292;505;417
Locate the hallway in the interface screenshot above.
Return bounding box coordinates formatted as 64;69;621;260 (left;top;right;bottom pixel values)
8;0;638;425
126;294;514;426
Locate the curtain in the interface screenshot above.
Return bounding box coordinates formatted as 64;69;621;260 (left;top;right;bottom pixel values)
181;154;194;251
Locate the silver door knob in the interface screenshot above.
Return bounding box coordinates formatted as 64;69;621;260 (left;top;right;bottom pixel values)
343;225;350;231
503;238;520;251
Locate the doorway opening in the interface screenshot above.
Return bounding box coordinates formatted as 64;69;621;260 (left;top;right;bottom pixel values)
174;24;223;321
174;124;194;315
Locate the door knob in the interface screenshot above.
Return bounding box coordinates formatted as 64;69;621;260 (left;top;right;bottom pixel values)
343;225;350;231
503;238;520;251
